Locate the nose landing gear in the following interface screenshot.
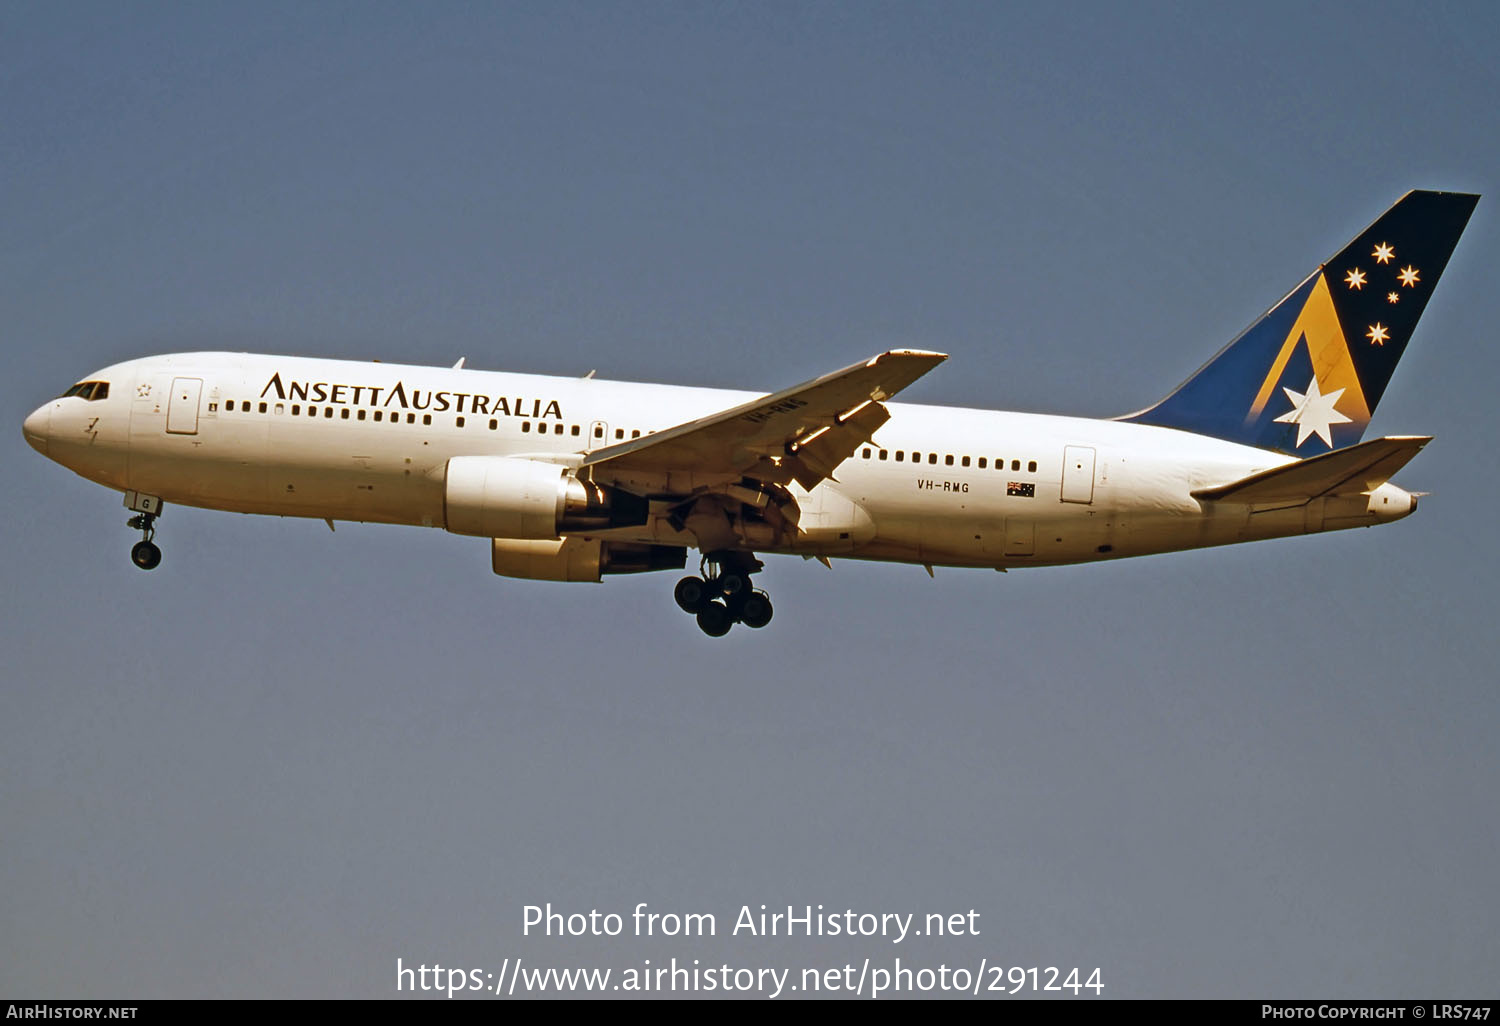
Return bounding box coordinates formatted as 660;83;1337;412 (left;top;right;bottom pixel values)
673;551;773;636
124;491;164;570
128;514;161;570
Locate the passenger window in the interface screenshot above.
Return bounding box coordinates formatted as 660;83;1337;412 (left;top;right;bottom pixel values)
945;454;954;466
522;422;531;433
615;429;624;440
455;416;464;427
373;410;382;422
225;400;235;411
594;426;604;438
895;451;904;462
306;406;316;417
961;456;970;467
274;404;284;415
978;457;987;468
291;404;300;415
862;448;871;459
422;414;431;426
324;407;334;418
571;425;580;436
259;402;268;413
1028;460;1037;472
358;409;367;421
489;419;497;430
631;429;640;438
879;449;888;461
928;453;937;465
911;452;920;462
1012;459;1020;471
407;413;416;424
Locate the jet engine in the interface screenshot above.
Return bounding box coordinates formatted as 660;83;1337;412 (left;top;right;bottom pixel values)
492;537;686;582
444;456;648;539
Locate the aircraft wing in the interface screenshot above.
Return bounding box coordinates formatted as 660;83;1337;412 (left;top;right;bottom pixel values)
582;349;947;494
1192;435;1431;504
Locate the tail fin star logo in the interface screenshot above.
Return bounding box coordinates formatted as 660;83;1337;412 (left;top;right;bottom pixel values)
1122;191;1478;456
1274;376;1352;449
1241;274;1371;436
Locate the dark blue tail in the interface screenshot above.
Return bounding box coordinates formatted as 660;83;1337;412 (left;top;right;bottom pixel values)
1122;191;1477;455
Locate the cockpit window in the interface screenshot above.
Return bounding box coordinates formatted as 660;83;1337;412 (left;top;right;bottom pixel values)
60;381;109;401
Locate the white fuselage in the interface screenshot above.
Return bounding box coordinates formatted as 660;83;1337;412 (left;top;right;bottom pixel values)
25;352;1415;570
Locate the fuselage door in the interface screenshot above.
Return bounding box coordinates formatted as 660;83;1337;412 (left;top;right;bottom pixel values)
1061;445;1096;504
588;420;609;451
166;377;203;435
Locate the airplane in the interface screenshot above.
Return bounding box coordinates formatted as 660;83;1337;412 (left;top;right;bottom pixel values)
22;190;1477;636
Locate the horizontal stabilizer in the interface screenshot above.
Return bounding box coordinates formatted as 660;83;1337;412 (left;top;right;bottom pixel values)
1192;435;1431;504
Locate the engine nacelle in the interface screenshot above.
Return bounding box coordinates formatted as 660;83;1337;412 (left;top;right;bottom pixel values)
491;537;686;582
444;456;648;539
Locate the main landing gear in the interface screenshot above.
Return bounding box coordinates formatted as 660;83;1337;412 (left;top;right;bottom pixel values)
673;551;773;637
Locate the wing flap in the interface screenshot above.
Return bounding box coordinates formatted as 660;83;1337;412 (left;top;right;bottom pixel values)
583;349;946;490
1192;435;1431;504
783;399;891;490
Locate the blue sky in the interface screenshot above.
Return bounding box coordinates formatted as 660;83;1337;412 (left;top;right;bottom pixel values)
3;1;1497;998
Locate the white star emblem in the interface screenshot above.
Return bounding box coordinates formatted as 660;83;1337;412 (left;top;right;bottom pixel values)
136;384;152;397
1344;268;1366;290
1398;265;1421;287
1367;323;1390;346
1387;292;1400;304
1373;242;1395;264
1274;376;1353;448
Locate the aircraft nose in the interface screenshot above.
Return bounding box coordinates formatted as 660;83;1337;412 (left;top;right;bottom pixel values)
22;404;50;456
